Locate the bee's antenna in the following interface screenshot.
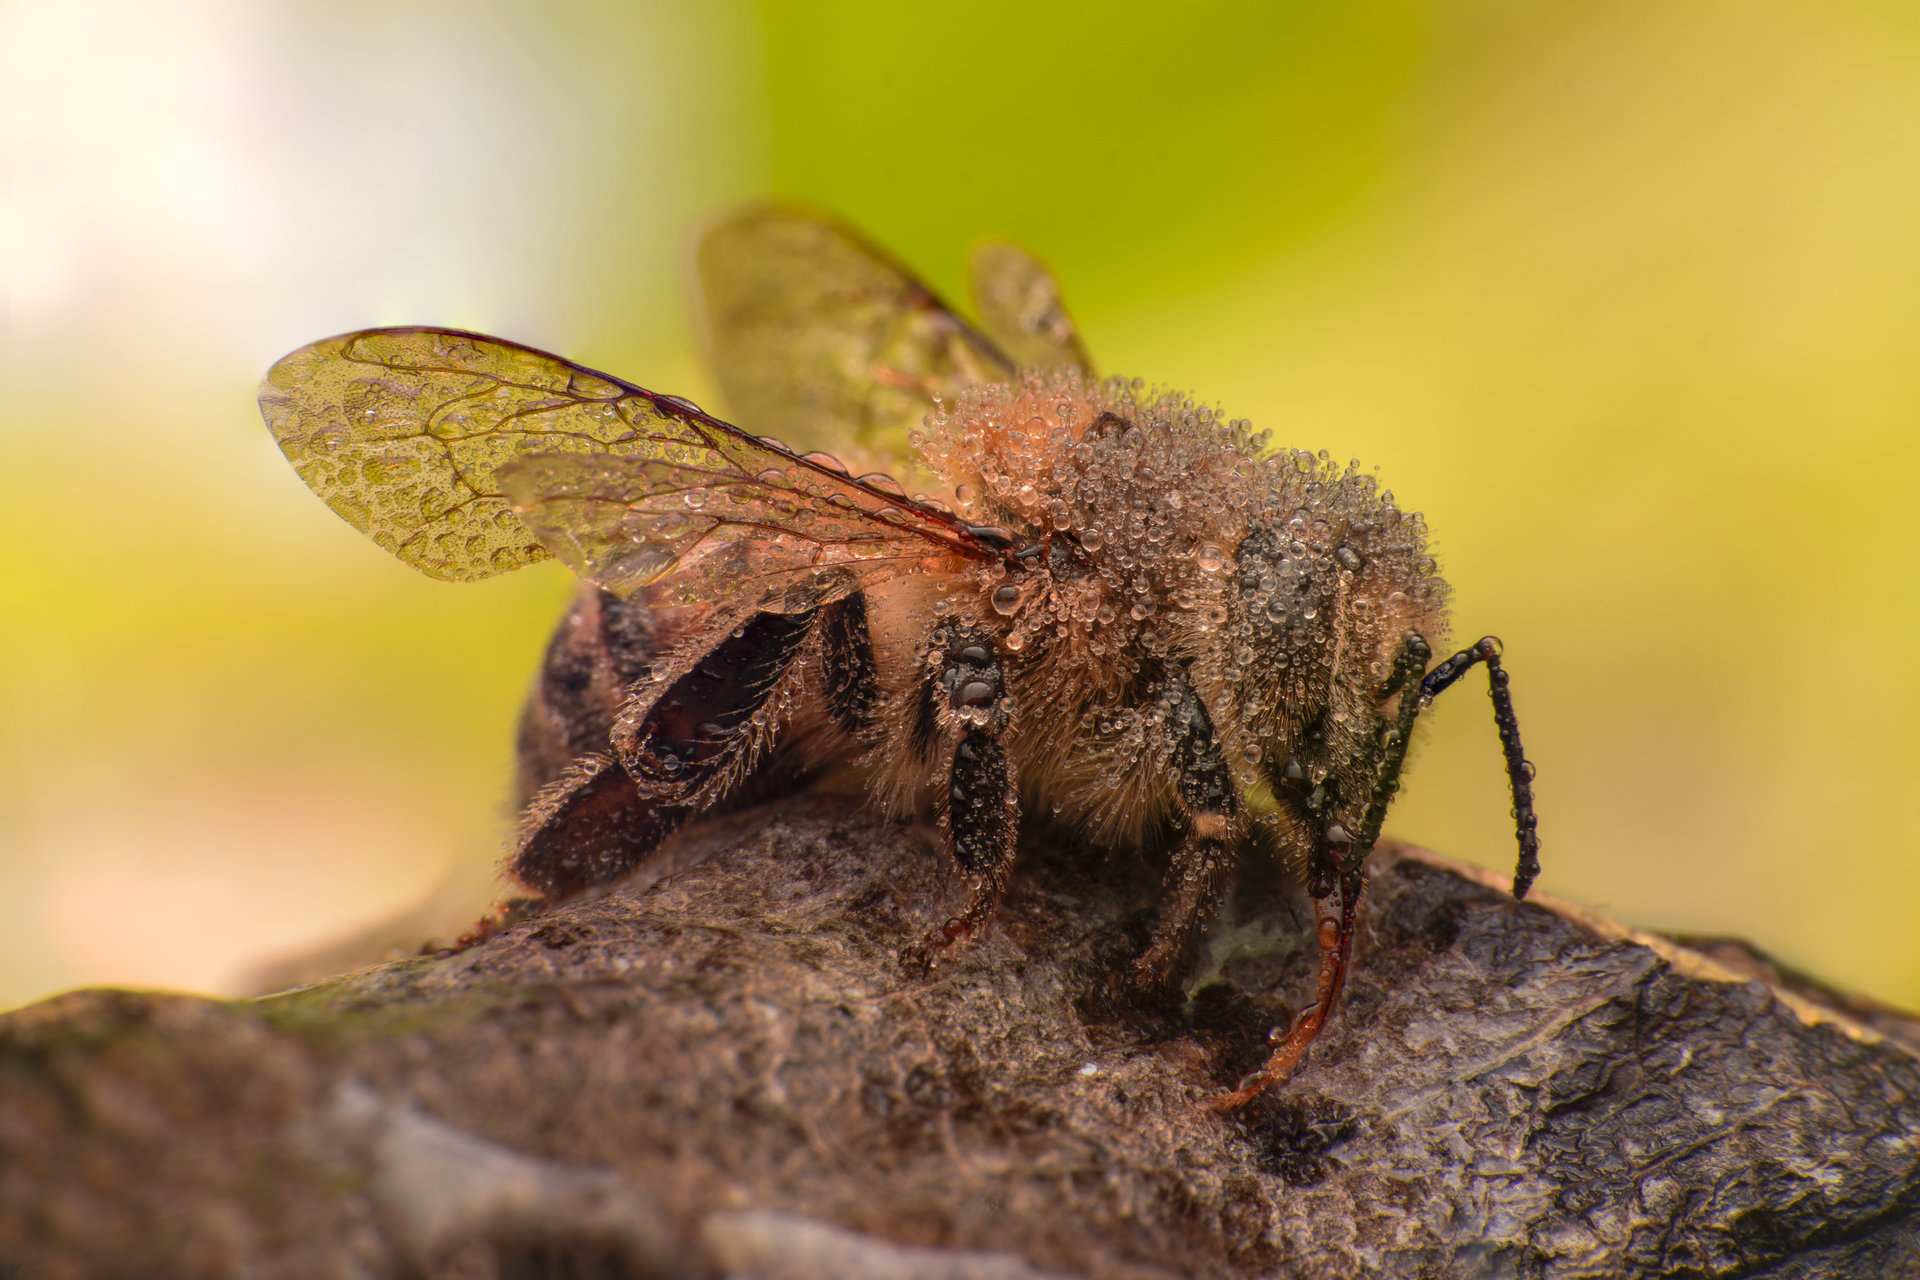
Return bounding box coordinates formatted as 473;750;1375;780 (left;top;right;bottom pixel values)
1419;636;1541;898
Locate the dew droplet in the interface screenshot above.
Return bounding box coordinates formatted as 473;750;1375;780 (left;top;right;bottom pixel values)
1196;543;1226;572
1130;598;1155;621
1004;630;1026;651
1080;526;1105;551
954;482;977;506
683;489;708;509
991;584;1023;615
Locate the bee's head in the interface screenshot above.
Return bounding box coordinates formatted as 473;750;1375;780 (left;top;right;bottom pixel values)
1224;468;1449;783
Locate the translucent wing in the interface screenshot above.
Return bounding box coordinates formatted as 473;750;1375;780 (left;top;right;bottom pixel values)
691;205;1016;471
968;240;1094;374
496;424;1000;607
259;326;998;593
260;328;650;581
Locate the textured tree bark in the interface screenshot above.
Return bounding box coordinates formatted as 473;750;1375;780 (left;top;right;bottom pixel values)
4;796;1919;1279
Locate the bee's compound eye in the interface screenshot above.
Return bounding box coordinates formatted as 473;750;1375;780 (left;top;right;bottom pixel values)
957;680;997;708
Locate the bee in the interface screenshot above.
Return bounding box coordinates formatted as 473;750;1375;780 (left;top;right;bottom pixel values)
258;206;1539;1104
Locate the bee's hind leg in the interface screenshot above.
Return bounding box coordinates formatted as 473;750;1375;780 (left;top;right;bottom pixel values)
511;607;820;899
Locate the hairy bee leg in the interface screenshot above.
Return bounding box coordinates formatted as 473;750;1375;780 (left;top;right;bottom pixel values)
609;608;818;791
1208;632;1430;1108
940;728;1019;935
1133;673;1240;989
903;630;1018;970
1133;834;1234;990
511;608;818;898
1207;882;1359;1111
900;730;1016;968
510;754;675;897
1207;633;1540;1110
1419;636;1542;898
819;591;880;740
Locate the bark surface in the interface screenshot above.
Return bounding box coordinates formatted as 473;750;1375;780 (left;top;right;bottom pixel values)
5;796;1919;1279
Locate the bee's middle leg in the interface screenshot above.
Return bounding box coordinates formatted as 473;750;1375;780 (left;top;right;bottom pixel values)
903;628;1019;970
1132;672;1240;992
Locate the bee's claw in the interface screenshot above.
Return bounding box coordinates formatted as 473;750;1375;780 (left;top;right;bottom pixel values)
899;916;974;975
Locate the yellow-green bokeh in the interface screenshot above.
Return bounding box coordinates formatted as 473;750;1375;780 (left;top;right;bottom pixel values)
4;0;1917;1010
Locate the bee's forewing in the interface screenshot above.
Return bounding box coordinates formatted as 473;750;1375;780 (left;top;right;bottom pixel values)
259;324;997;596
495;399;1001;607
258;327;666;582
967;241;1094;375
691;205;1015;472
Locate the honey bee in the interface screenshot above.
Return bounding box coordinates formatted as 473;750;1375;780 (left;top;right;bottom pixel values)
258;206;1539;1104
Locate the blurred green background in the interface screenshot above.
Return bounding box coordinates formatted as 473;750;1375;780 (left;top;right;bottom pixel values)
3;0;1917;1011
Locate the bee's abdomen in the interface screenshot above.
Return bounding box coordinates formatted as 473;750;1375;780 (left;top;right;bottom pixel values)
514;587;665;802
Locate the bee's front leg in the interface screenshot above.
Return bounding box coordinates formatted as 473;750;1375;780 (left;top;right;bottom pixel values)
1207;878;1359;1111
1132;673;1240;992
1209;631;1435;1108
902;628;1019;970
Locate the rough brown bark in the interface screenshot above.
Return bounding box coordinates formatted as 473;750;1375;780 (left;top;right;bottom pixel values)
4;796;1918;1279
